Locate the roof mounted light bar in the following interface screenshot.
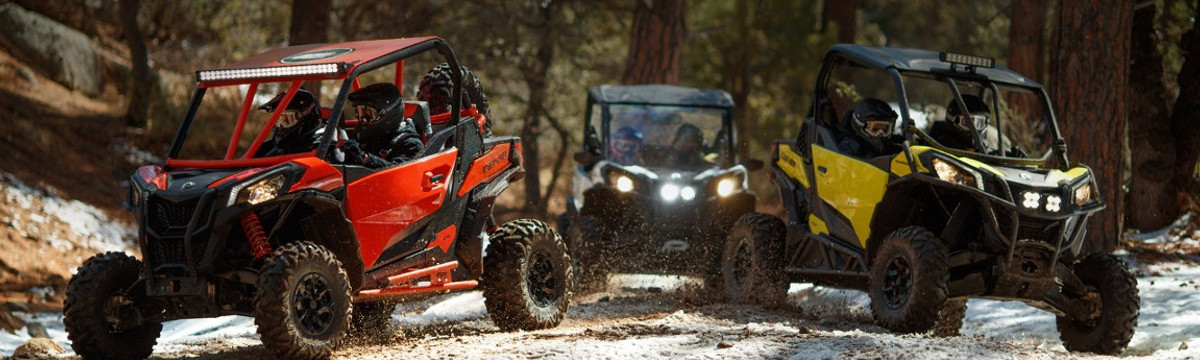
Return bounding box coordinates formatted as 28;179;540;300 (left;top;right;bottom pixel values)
940;52;995;69
196;62;347;82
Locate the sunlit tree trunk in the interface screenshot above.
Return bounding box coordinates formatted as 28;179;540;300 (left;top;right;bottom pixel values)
1049;0;1133;254
622;0;685;84
1127;3;1178;231
1006;0;1048;122
821;0;857;43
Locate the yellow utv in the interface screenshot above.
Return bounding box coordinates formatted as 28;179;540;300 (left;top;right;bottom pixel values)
723;45;1139;355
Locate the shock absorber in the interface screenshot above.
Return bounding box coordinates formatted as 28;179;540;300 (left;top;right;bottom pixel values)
240;213;272;259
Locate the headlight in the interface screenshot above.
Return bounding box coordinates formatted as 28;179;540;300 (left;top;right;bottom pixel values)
1045;195;1062;212
680;186;696;201
1074;183;1093;206
660;184;680;201
615;175;635;192
716;179;737;197
931;158;979;189
239;174;287;205
1021;191;1040;209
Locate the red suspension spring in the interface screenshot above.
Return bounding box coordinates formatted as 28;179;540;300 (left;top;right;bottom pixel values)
240;213;272;259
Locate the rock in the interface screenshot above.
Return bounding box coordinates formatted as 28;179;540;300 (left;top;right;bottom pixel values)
598;295;611;302
0;3;102;96
647;286;663;293
1181;341;1189;350
12;338;64;359
26;322;48;338
0;303;25;334
717;341;733;349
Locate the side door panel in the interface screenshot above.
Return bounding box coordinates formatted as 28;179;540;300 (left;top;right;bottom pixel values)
345;149;458;267
810;145;890;247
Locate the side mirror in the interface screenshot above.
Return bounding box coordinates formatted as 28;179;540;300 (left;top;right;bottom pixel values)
742;158;765;171
575;150;600;171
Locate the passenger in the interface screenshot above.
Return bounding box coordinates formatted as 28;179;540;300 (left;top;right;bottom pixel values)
838;98;901;159
669;123;713;169
256;89;322;157
339;83;425;169
610;126;644;166
930;94;989;152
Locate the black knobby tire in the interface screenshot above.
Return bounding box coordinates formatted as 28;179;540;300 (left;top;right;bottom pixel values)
573;215;611;293
350;300;397;337
1056;254;1139;355
64;252;162;360
932;299;967;337
868;226;949;334
254;241;353;360
721;213;788;305
483;219;571;331
416;63;492;133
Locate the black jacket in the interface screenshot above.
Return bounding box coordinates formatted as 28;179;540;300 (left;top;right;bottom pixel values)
256;123;321;157
355;118;425;168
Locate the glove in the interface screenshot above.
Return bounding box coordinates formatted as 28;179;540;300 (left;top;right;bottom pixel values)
340;139;366;165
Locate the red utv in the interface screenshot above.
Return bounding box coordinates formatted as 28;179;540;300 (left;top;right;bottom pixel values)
63;37;571;360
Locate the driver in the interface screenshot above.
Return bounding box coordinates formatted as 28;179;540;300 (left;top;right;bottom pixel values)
256;88;322;157
670;123;713;169
339;83;425;169
839;98;900;159
929;94;989;152
610;126;643;165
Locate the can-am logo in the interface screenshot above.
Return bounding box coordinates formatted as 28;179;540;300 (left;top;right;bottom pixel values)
280;48;354;64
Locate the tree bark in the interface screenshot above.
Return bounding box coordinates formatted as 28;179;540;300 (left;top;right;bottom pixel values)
1127;3;1178;231
822;0;857;43
119;0;150;128
289;0;331;97
1170;1;1200;214
519;2;559;217
1008;0;1049;83
1049;0;1132;254
622;0;685;85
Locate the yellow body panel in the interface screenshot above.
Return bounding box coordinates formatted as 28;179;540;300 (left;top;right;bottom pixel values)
776;144;810;188
890;146;931;177
809;214;829;235
1045;167;1090;183
811;145;890;247
957;157;1006;176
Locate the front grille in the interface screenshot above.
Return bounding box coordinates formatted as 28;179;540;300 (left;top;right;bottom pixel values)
143;195;208;268
149;197;199;236
1017;216;1063;244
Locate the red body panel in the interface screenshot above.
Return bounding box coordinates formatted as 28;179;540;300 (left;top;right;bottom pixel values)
426;225;457;253
287;157;344;192
208;168;265;189
136;165;168;190
166;152;314;170
346;149;458;267
457;143;512;197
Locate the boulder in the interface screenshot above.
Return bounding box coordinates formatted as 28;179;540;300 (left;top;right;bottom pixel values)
0;3;102;97
11;338;65;359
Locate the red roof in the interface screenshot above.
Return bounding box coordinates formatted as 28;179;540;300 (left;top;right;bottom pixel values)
197;37;439;86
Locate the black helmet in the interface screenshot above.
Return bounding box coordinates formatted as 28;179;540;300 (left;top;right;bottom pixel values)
260;88;320;137
348;83;404;141
946;94;989;132
673;123;706;150
844;98;897;152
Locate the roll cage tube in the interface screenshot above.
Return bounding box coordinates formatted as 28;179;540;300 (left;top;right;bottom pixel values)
166;88;208;162
943;77;989;152
888;68;920;176
315;39;464;159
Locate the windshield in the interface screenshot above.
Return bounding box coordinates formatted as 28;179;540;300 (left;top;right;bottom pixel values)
600;104;731;171
902;73;1054;158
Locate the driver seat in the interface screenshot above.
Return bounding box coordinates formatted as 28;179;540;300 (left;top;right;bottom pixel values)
404;101;433;144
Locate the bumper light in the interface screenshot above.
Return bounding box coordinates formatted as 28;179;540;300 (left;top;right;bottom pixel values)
716;179;736;197
661;184;680;202
1045;195;1062;212
680;186;696;201
1022;191;1041;209
615;176;635;192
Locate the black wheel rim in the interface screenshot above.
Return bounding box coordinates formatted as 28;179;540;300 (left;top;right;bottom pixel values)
102;291;138;333
882;256;913;310
527;250;559;307
293;272;335;336
730;240;752;293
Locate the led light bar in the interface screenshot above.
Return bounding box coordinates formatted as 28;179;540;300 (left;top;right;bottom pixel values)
197;63;346;82
940;52;995;68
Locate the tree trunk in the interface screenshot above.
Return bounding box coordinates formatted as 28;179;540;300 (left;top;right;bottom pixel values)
1049;0;1132;254
1170;1;1200;214
725;1;753;159
622;0;685;85
1007;0;1049;122
519;4;559;217
1127;3;1179;231
289;0;331;97
119;0;150;128
821;0;857;43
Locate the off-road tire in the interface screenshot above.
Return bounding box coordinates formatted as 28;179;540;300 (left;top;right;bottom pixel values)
483;219;571;331
868;226;949;334
64;252;162;360
1056;254;1139;355
932;299;967;337
573;215;611;293
254;241;353;360
350;300;397;337
721;213;788;305
417;63;491;133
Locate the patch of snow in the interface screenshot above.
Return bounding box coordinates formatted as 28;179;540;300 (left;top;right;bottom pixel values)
0;172;133;252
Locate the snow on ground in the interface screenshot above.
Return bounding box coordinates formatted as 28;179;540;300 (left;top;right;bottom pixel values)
0;172;132;253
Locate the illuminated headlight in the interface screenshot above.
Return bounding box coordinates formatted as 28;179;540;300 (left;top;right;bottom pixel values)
615;176;635;192
931;158;979;189
1045;195;1062;212
680;186;696;201
239;174;287;205
1074;183;1094;206
1022;191;1041;209
716;179;737;197
660;184;680;201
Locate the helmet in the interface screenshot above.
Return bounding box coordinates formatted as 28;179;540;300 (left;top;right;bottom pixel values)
673;123;706;151
260;88;320;138
946;94;989;132
348;83;404;142
611;126;643;164
844;98;897;153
